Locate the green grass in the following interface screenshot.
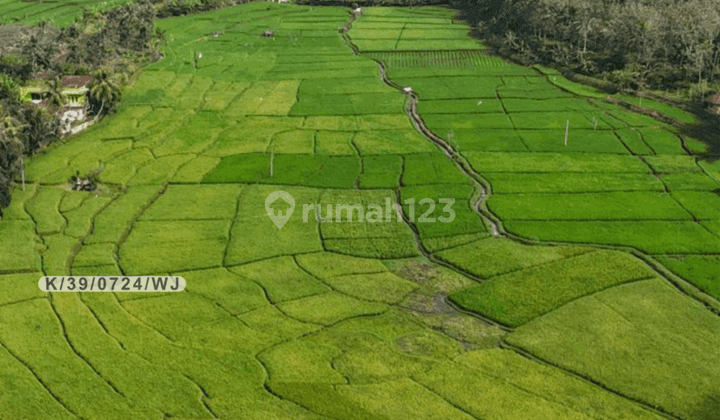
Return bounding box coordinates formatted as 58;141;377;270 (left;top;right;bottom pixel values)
402;152;469;185
506;279;720;420
465;152;650;173
120;238;226;274
85;185;162;244
360;154;403;188
225;185;324;265
417;98;505;114
180;267;268;314
72;243;117;268
614;128;655;155
296;252;389;278
644;155;700;173
655;255;720;300
483;172;664;193
267;382;383;420
0;299;159;419
229;256;330;303
510;112;610;130
661;172;720;191
518;129;629;154
401;183;486;238
277;292;388;326
0;0;133;27
100;148;155;185
501;97;597;112
141;184;242;220
25;187;65;235
324;237;420;259
416;348;665;420
425;113;515;130
334;378;475;419
546;74;607;98
437;237;592;279
171;156;222;182
1;184;37;220
671;191;720;219
334;341;447;383
450;250;656;326
63;195;113;238
352;130;436;154
321;272;419;304
262;340;347;383
604;110;661;127
3;4;719;418
613;94;698;124
0;271;45;305
636;128;686;154
489;191;692;221
505;220;720;253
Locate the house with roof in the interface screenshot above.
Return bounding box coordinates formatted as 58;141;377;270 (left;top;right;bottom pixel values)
20;75;95;135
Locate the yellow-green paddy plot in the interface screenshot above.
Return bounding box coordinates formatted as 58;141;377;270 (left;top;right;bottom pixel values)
359;16;720;294
506;279;720;420
1;3;719;419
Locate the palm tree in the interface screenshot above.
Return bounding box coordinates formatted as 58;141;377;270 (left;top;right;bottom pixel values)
0;75;23;103
1;114;26;191
89;68;121;116
574;10;598;58
47;76;65;110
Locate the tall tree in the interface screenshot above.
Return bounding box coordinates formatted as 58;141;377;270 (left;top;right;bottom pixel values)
574;7;598;57
89;68;121;116
47;76;66;110
1;114;26;191
21;34;56;73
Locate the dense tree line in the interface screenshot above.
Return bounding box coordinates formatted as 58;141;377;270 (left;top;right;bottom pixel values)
155;0;254;18
453;0;720;99
0;76;60;216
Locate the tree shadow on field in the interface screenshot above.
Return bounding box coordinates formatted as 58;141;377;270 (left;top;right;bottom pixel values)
681;114;720;163
692;393;720;420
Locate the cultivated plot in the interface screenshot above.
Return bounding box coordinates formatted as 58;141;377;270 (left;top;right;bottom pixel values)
1;4;719;420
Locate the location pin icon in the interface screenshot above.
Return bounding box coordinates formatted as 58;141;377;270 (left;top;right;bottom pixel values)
265;191;295;230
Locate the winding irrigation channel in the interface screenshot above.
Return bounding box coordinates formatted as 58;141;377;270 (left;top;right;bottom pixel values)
339;11;720;324
338;11;720;420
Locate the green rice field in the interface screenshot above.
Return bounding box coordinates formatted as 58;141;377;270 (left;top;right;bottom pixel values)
1;3;719;419
0;0;132;27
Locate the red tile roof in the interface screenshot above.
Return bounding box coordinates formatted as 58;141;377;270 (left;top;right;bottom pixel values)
705;93;720;105
61;75;94;88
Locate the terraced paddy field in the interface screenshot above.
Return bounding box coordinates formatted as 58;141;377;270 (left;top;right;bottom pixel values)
1;3;720;419
0;0;131;26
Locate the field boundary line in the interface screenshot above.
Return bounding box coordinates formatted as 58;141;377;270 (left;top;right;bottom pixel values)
500;341;682;420
113;183;168;276
0;339;82;419
48;295;128;398
410;378;483;420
